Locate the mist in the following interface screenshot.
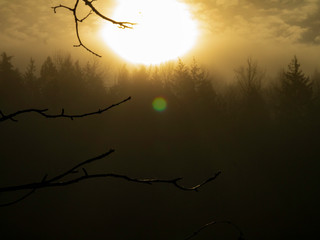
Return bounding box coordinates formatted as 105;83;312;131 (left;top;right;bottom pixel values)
1;0;320;239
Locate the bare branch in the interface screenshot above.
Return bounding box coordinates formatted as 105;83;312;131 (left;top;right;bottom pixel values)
0;166;221;193
0;148;220;206
79;10;93;22
82;0;136;29
0;96;131;122
185;220;244;240
47;149;115;184
52;0;136;57
51;4;74;13
0;189;35;207
35;171;221;191
73;12;102;57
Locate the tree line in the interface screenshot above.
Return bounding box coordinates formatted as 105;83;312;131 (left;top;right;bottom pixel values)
1;52;319;127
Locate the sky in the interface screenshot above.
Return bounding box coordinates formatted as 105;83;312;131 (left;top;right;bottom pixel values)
0;0;320;80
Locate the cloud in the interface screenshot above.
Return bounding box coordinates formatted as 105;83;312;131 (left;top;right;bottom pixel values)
2;0;318;49
216;0;239;7
0;1;66;44
188;0;320;45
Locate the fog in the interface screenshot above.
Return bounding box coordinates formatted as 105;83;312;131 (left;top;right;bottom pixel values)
1;1;320;239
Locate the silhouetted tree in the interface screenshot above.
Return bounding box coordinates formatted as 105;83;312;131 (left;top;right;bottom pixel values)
278;56;313;120
171;59;196;106
0;52;14;74
23;58;40;106
109;64;130;99
39;56;59;107
40;56;57;80
190;58;217;109
234;58;267;125
82;60;109;107
24;58;37;83
235;58;264;99
0;52;24;110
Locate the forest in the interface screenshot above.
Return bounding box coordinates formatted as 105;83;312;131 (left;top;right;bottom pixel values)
1;52;320;239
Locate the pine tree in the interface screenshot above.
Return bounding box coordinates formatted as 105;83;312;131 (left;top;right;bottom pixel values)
24;58;37;82
39;56;59;107
0;52;14;74
23;58;40;106
279;56;313;118
190;58;216;108
172;58;196;103
0;52;24;109
40;56;57;80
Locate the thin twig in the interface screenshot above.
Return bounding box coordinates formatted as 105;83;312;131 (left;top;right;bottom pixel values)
0;189;35;207
52;0;136;57
79;10;93;22
52;4;73;13
184;220;244;240
0;169;221;193
26;171;221;191
0;96;131;122
47;149;115;183
82;0;136;29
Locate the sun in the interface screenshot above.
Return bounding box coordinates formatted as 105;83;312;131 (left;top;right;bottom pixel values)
100;0;198;65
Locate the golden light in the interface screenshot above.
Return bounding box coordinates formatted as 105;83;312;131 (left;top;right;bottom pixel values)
100;0;198;65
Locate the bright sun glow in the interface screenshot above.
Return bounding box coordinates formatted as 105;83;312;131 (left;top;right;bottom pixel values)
101;0;198;65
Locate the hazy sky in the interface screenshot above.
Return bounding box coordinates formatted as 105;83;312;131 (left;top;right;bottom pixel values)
1;0;320;80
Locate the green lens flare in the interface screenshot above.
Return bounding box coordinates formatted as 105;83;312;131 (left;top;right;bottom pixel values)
152;97;167;112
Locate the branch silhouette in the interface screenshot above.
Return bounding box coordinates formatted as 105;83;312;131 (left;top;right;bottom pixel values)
52;0;136;57
0;148;221;207
0;189;36;207
0;96;131;122
185;220;245;240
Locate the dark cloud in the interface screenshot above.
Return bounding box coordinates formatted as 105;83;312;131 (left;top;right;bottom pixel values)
299;7;320;44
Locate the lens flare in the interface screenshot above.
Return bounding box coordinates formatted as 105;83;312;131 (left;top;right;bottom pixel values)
152;97;167;112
